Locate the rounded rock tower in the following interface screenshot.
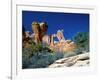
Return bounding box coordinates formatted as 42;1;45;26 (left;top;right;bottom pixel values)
32;21;41;44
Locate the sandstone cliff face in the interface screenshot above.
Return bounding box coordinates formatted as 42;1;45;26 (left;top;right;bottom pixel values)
48;53;89;68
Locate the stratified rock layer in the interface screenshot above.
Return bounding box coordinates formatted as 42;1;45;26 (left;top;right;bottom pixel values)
48;53;89;68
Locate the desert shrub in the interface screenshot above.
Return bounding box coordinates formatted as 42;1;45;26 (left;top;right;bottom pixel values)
22;43;64;69
72;32;89;54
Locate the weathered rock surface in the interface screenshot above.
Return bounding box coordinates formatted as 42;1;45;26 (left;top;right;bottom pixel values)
48;53;89;68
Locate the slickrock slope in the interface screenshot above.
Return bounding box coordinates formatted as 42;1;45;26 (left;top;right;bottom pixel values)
48;53;89;68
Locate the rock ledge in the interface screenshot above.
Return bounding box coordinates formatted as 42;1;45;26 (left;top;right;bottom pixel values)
48;53;89;68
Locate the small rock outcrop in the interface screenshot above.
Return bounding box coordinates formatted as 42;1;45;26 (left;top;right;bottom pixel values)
48;53;89;68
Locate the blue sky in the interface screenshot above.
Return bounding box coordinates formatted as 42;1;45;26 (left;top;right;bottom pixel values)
22;11;89;40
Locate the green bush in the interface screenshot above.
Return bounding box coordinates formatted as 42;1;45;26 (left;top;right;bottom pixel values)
22;43;63;69
72;32;89;54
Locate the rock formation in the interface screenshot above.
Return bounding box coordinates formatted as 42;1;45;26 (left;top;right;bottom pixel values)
32;22;42;44
48;53;89;67
40;22;48;37
49;30;75;53
23;21;76;53
56;29;65;42
22;26;31;48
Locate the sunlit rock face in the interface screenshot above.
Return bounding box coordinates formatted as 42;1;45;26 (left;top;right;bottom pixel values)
31;22;48;44
50;41;76;53
40;22;50;45
49;30;76;53
32;22;41;44
23;21;76;53
48;53;89;68
56;29;65;41
40;22;48;37
42;35;51;45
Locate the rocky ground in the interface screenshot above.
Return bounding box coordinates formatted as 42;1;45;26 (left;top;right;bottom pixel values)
48;53;89;68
